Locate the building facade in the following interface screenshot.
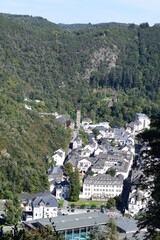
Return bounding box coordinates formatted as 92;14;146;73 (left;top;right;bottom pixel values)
80;174;123;200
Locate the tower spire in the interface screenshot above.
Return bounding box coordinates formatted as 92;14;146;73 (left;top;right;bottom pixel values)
76;102;81;133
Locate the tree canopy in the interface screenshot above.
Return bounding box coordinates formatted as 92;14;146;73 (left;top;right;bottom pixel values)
0;225;64;240
137;114;160;239
5;195;22;225
69;168;81;202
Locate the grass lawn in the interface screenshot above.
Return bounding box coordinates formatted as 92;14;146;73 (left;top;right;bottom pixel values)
69;200;106;207
58;199;64;207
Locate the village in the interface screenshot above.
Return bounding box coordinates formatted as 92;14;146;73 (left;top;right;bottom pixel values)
13;108;150;238
0;108;151;239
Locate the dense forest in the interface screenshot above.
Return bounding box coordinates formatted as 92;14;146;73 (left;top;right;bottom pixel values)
0;13;160;196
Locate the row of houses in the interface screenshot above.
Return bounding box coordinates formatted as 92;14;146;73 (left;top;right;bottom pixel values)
48;113;150;203
127;144;152;216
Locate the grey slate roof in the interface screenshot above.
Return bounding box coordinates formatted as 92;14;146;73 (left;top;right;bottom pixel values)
113;159;130;173
21;190;51;201
55;180;69;189
92;158;106;169
23;212;146;238
32;193;58;208
48;166;63;183
84;174;123;186
24;212;110;231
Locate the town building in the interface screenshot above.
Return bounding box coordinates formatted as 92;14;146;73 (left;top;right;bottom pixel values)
23;212;146;240
80;174;123;200
21;191;58;221
72;137;82;149
52;149;65;166
55;180;70;200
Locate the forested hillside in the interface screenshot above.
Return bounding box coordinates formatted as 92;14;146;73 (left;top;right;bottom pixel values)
0;13;160;196
0;92;71;198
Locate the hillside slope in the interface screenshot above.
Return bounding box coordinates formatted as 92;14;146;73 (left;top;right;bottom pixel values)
0;92;71;198
0;14;160;125
0;14;160;197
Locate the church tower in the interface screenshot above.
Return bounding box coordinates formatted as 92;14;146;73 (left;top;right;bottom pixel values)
76;102;81;132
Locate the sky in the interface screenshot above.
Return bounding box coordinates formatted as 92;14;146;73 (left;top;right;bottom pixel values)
1;0;160;26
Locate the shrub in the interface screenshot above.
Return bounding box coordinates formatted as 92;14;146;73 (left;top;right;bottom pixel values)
90;204;96;209
70;203;75;208
80;204;86;209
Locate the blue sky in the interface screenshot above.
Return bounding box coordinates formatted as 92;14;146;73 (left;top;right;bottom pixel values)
1;0;160;25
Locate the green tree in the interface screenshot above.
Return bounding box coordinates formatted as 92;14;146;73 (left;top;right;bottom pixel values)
79;128;89;147
92;128;100;139
87;170;94;176
0;225;64;240
64;162;73;176
106;218;119;240
106;198;116;209
106;168;116;177
69;168;81;202
89;225;106;240
5;195;22;225
137;114;160;240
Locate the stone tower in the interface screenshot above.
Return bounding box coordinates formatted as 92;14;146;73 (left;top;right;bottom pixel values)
76;103;81;132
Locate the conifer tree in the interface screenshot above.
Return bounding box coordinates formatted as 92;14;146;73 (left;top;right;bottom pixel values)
69;168;81;202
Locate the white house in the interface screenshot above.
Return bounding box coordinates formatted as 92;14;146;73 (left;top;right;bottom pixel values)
21;191;58;221
77;158;92;173
81;140;98;157
128;188;150;216
91;159;106;175
94;146;106;156
72;137;82;149
52;149;65;166
32;194;58;220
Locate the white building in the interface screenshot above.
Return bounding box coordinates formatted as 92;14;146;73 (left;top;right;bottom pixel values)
32;194;58;220
55;180;69;200
77;158;92;173
94;146;106;156
52;149;65;166
21;191;58;221
128;188;150;216
72;137;82;149
80;174;123;200
134;113;150;133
